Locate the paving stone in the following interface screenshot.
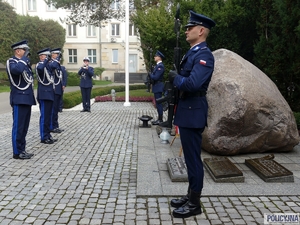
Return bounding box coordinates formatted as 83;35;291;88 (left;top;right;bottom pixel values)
0;102;299;224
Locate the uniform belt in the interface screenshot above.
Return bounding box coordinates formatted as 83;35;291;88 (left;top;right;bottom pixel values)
180;91;207;98
153;80;162;85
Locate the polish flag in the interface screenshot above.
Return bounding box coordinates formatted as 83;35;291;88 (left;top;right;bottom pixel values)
200;60;206;65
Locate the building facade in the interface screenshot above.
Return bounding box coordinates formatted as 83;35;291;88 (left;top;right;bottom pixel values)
4;0;147;81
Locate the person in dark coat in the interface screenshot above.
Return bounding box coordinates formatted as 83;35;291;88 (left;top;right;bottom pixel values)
150;50;165;125
36;48;57;144
59;66;68;112
78;57;94;112
49;48;64;133
6;40;36;159
168;11;216;218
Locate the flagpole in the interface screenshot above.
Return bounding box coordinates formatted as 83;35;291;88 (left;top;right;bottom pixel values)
123;0;131;107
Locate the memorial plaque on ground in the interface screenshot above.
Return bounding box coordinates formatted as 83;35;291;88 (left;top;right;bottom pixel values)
167;157;188;182
203;157;244;182
245;154;294;182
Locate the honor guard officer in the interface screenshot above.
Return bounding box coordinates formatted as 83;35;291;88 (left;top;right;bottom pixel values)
36;48;57;144
49;48;64;133
59;65;68;112
78;57;94;112
150;50;165;125
6;40;36;159
168;11;216;218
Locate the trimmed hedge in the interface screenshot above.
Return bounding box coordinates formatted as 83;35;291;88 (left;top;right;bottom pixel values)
63;85;146;108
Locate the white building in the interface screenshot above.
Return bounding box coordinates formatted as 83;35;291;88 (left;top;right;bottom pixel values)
4;0;147;81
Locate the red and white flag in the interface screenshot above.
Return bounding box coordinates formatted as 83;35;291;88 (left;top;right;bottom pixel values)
200;60;206;65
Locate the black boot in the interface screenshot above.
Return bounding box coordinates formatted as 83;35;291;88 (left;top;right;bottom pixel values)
172;190;202;218
171;187;190;208
152;115;163;125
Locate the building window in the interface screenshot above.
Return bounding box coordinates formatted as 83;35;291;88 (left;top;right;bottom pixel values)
28;0;36;11
47;1;56;11
68;24;77;37
110;0;119;10
111;24;120;36
68;49;77;63
112;49;118;63
129;24;136;36
87;25;96;37
87;49;96;63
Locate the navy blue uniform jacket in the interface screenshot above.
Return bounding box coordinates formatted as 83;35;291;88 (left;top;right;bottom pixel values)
6;56;36;106
78;66;94;88
173;42;214;128
150;62;164;93
36;58;54;101
49;57;63;95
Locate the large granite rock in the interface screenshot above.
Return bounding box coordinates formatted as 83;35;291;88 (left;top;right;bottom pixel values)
202;49;299;155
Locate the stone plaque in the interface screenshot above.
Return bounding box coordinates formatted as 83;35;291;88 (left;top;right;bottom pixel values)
203;157;244;183
167;157;188;182
245;154;294;182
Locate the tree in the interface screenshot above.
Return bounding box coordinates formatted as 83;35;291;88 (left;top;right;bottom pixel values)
254;0;300;111
44;0;131;26
16;15;66;65
0;1;19;64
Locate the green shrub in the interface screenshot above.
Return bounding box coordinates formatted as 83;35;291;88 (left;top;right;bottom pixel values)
294;112;300;128
63;85;145;108
67;71;96;86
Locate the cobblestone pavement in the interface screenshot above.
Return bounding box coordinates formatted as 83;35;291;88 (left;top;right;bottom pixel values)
0;102;299;225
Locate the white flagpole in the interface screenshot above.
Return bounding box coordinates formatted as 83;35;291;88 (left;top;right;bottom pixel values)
123;0;131;107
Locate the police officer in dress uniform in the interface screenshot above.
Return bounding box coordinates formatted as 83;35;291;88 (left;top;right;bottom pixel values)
36;48;57;144
6;40;36;159
168;11;216;218
49;48;64;133
150;50;165;125
59;65;68;112
78;57;94;112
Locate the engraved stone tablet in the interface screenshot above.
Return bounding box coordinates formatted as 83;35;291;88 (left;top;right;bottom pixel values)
203;157;244;183
167;157;188;182
245;154;294;182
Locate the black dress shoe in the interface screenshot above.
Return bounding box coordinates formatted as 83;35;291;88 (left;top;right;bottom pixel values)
41;139;54;144
171;195;189;208
87;109;91;112
151;120;163;125
13;152;33;159
50;128;63;133
49;137;58;142
172;201;202;218
23;151;34;157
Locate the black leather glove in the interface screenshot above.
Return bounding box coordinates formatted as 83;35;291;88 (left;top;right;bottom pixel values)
168;70;177;83
24;49;30;57
47;54;51;60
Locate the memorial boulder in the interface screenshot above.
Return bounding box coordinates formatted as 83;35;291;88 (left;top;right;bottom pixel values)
202;49;299;155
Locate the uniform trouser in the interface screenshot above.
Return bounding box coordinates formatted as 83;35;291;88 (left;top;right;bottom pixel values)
50;94;61;130
179;126;205;193
39;100;53;141
12;104;31;155
154;92;163;116
59;91;64;111
80;87;92;110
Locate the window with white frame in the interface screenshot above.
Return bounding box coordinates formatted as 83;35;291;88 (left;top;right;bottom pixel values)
68;49;77;63
68;24;77;37
112;49;118;63
87;25;96;37
111;24;120;36
87;49;96;63
129;24;136;36
28;0;36;11
110;0;119;10
47;1;56;11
